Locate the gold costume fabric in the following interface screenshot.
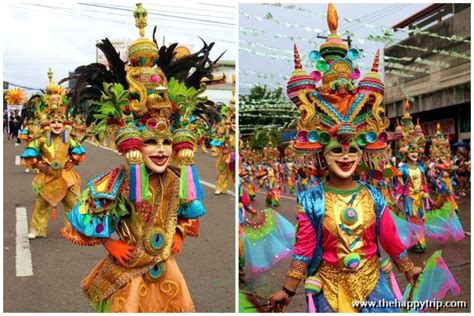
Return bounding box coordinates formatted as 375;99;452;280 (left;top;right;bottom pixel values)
62;168;197;313
31;190;78;237
83;256;194;312
316;256;379;312
215;154;231;193
24;134;83;236
317;187;379;312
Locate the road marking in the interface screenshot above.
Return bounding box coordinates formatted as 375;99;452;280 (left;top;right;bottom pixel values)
16;207;33;277
85;140;236;197
15;155;20;165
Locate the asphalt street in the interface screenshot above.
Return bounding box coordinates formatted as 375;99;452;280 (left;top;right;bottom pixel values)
240;180;471;313
3;135;235;312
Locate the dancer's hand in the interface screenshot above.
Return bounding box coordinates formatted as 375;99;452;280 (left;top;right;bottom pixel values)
63;161;75;171
35;161;50;173
268;290;292;312
405;266;423;285
171;231;183;254
103;239;135;267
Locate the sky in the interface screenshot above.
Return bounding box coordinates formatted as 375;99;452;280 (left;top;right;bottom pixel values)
3;1;236;93
239;3;431;94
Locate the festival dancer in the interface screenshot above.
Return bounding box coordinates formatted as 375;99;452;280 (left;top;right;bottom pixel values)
268;5;424;312
59;4;221;312
19;69;86;239
394;100;431;253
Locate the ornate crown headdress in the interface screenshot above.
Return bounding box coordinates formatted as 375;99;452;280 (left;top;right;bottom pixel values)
394;100;425;155
286;3;389;170
430;123;453;170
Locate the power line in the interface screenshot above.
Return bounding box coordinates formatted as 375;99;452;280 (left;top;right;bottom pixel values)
78;3;235;26
10;4;236;44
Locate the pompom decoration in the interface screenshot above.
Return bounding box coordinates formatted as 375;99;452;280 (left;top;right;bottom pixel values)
309;50;321;62
350;69;361;79
347;48;360;61
341;207;358;225
305;275;323;313
316;60;329;72
378;132;388;144
343;253;361;270
309;71;322;82
383;167;393;179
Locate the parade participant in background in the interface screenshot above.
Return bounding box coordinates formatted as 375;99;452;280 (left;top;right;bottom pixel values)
454;148;469;196
264;141;282;207
424;123;465;242
240;140;257;200
19;69;86;239
59;4;222;312
239;170;294;274
5;88;27;139
394;100;430;253
268;5;426;312
284;140;297;194
210;79;235;195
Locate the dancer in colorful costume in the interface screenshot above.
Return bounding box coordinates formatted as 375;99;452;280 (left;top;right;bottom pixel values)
268;4;423;312
394;100;431;253
424;123;465;242
239;173;294;274
20;69;86;239
263;141;281;207
284;141;297;194
210;83;235;195
59;4;222;312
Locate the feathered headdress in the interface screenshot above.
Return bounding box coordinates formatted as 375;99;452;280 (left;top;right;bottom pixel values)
287;3;389;170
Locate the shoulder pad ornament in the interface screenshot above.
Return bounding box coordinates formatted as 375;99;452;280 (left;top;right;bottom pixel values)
87;167;125;200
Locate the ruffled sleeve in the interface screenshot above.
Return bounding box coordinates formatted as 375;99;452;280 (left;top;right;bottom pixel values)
20;138;41;168
379;207;408;260
292;204;316;264
68;137;86;163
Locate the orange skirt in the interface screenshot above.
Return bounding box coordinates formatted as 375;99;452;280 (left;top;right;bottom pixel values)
83;256;194;312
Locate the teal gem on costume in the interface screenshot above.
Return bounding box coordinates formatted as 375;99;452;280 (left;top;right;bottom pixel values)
347;48;359;61
318;132;330;145
84;225;94;236
147;88;153;95
341;207;358;225
139;56;146;65
356;133;367;146
307;131;319;143
151;232;164;249
309;50;321;62
51;161;61;170
82;214;92;225
365;131;377;143
343;253;361;270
